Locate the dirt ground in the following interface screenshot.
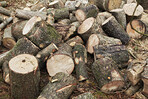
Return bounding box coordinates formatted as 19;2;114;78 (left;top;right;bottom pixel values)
0;0;148;99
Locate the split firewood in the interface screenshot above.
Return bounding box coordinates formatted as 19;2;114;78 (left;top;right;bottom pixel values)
36;43;58;69
46;43;74;76
90;0;122;11
15;9;47;20
0;7;11;16
125;81;142;96
2;26;16;49
78;17;100;41
0;37;40;68
127;61;145;85
72;92;95;99
94;44;129;68
92;57;124;93
23;16;62;49
9;54;40;99
96;12;112;25
73;43;88;81
75;4;99;22
102;16;130;44
47;8;69;21
11;20;27;40
37;72;77;99
2;61;10;84
126;19;146;39
86;34;122;54
110;9;126;29
0;17;13;31
0;1;7;7
65;1;77;11
123;3;143;17
58;19;71;25
66;36;84;47
141;64;148;97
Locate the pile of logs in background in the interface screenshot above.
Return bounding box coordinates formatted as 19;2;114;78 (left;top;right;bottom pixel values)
0;0;148;99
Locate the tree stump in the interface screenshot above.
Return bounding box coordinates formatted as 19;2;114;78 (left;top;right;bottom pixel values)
9;54;40;99
23;16;62;49
102;16;130;44
46;43;74;76
92;57;124;93
38;72;77;99
73;43;88;81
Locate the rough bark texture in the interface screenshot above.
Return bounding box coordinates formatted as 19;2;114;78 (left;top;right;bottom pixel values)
38;72;77;99
9;54;40;99
72;92;96;99
73;43;88;81
66;36;84;47
0;37;40;68
0;6;11;16
0;16;4;23
11;20;27;40
102;16;130;44
92;57;124;93
94;44;129;68
2;61;10;84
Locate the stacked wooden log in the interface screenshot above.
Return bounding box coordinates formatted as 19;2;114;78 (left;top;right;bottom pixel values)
0;0;148;98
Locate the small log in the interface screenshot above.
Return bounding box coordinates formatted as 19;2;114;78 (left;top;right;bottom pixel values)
58;19;71;25
141;65;148;97
2;61;10;84
126;19;146;39
11;20;27;40
78;17;100;41
123;3;143;16
65;1;77;11
36;43;58;69
23;16;62;49
9;54;40;99
90;0;122;11
73;44;88;81
15;9;47;20
94;44;129;68
0;7;11;16
96;12;112;25
0;17;13;31
86;34;121;54
75;4;99;22
72;92;95;99
0;37;40;68
49;0;65;9
2;26;16;49
37;72;77;99
46;43;74;76
66;36;83;47
0;1;7;7
92;57;124;93
102;16;130;44
127;61;145;85
125;82;142;96
110;9;126;29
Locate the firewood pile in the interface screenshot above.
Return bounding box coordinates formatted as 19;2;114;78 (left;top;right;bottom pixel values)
0;0;148;99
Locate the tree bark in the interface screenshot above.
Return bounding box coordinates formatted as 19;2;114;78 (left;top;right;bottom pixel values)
72;92;95;99
2;61;10;84
38;72;77;99
9;54;40;99
0;17;13;31
0;6;11;16
73;43;88;81
0;1;7;7
66;36;83;47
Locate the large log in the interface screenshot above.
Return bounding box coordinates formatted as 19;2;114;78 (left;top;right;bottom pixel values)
75;4;99;22
86;34;121;54
0;37;40;68
11;20;27;40
23;16;62;49
102;16;130;44
92;57;124;93
94;44;129;68
46;43;74;76
38;72;77;99
73;44;88;81
2;26;16;49
9;54;40;99
89;0;122;11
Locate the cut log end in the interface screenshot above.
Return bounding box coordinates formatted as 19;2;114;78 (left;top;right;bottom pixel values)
9;54;38;74
3;38;16;49
108;0;122;11
78;17;95;34
46;54;74;76
75;9;86;22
